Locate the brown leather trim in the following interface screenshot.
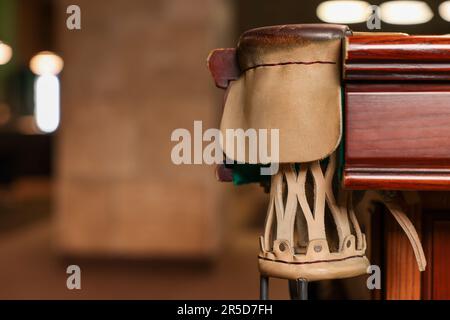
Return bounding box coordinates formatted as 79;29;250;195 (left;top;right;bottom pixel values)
242;60;337;72
258;254;365;265
238;24;350;48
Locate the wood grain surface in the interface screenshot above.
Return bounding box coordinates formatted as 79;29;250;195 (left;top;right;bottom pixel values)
345;35;450;81
344;83;450;190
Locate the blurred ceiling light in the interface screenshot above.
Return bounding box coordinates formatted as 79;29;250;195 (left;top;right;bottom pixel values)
380;1;433;25
34;75;60;133
0;42;12;65
29;51;64;76
439;1;450;22
316;1;371;24
30;51;63;133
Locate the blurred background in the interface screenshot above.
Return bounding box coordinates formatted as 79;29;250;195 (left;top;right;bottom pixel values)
0;0;448;299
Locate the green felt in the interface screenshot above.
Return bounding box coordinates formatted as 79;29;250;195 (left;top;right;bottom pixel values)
228;163;270;185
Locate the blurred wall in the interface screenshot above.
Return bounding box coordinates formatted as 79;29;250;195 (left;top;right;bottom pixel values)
53;0;233;257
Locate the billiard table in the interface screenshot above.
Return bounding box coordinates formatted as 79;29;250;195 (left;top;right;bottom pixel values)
208;28;450;299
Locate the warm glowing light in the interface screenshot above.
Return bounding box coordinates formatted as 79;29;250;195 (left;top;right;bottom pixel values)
31;51;63;133
439;1;450;22
380;1;433;25
316;1;371;24
34;75;60;133
0;42;12;65
30;51;64;75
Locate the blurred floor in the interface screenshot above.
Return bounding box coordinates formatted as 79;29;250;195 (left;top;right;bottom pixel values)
0;178;370;300
0;219;290;300
0;177;373;300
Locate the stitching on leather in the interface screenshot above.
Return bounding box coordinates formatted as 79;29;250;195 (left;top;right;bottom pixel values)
258;254;365;265
243;61;336;72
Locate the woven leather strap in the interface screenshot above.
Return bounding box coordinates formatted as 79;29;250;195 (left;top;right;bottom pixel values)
358;191;427;271
263;152;364;255
382;197;427;271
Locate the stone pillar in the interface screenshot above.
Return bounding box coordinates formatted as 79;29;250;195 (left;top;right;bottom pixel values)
54;0;233;257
